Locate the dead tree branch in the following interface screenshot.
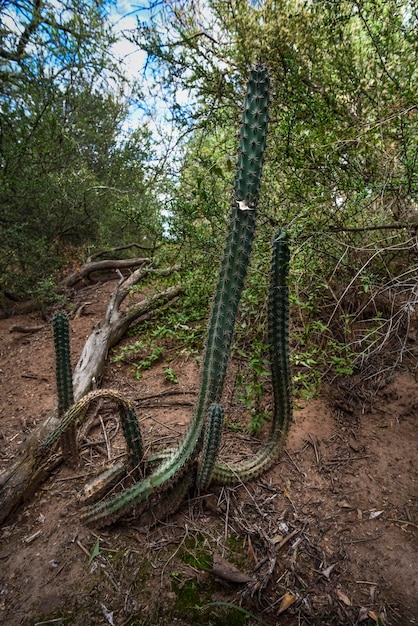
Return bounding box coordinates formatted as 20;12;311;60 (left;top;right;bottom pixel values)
0;265;183;524
61;257;151;288
87;243;158;262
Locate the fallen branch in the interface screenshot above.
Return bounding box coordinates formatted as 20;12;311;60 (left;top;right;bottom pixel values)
72;280;183;396
0;265;183;525
87;242;158;262
9;325;45;334
61;257;151;288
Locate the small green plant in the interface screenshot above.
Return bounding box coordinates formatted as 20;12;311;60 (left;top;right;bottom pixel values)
359;271;378;294
113;342;165;379
247;409;271;436
328;340;355;376
202;602;269;626
133;346;164;379
112;340;144;363
140;315;206;353
234;342;271;435
31;277;65;307
128;275;210;357
292;370;321;400
164;366;179;384
88;537;100;566
291;351;317;369
179;533;212;570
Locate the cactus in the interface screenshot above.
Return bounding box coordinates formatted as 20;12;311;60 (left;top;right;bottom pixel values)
53;313;76;463
48;325;144;471
79;63;271;526
39;388;144;473
41;65;292;528
120;405;144;470
198;62;270;410
197;403;225;490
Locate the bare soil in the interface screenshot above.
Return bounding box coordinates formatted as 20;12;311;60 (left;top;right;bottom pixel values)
0;280;417;626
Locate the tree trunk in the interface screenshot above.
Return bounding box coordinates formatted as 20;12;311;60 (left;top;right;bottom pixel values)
0;265;183;525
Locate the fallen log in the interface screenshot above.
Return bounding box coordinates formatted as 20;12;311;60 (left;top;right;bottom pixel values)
9;325;45;334
61;257;150;288
0;265;183;525
2;256;153;317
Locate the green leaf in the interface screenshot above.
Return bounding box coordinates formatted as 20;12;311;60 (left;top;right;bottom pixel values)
88;537;100;566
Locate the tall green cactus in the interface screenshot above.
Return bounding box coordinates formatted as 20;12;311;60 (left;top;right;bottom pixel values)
195;62;270;413
53;313;76;462
41;65;292;529
211;228;292;484
53;313;74;415
80;63;271;526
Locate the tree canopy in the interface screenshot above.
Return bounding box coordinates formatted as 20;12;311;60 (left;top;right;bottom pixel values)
1;0;416;381
131;0;418;380
0;0;162;299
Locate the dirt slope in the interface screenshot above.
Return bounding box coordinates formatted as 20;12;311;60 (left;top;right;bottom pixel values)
0;280;416;626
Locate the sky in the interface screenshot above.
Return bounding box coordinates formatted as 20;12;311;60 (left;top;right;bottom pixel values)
109;1;149;86
107;1;194;166
1;0;192;144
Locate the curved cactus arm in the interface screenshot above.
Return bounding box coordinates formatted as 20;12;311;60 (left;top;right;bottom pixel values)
211;228;292;485
78;459;194;526
135;470;196;527
39;389;144;470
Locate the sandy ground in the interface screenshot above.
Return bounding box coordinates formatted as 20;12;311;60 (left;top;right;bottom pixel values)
0;280;416;626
